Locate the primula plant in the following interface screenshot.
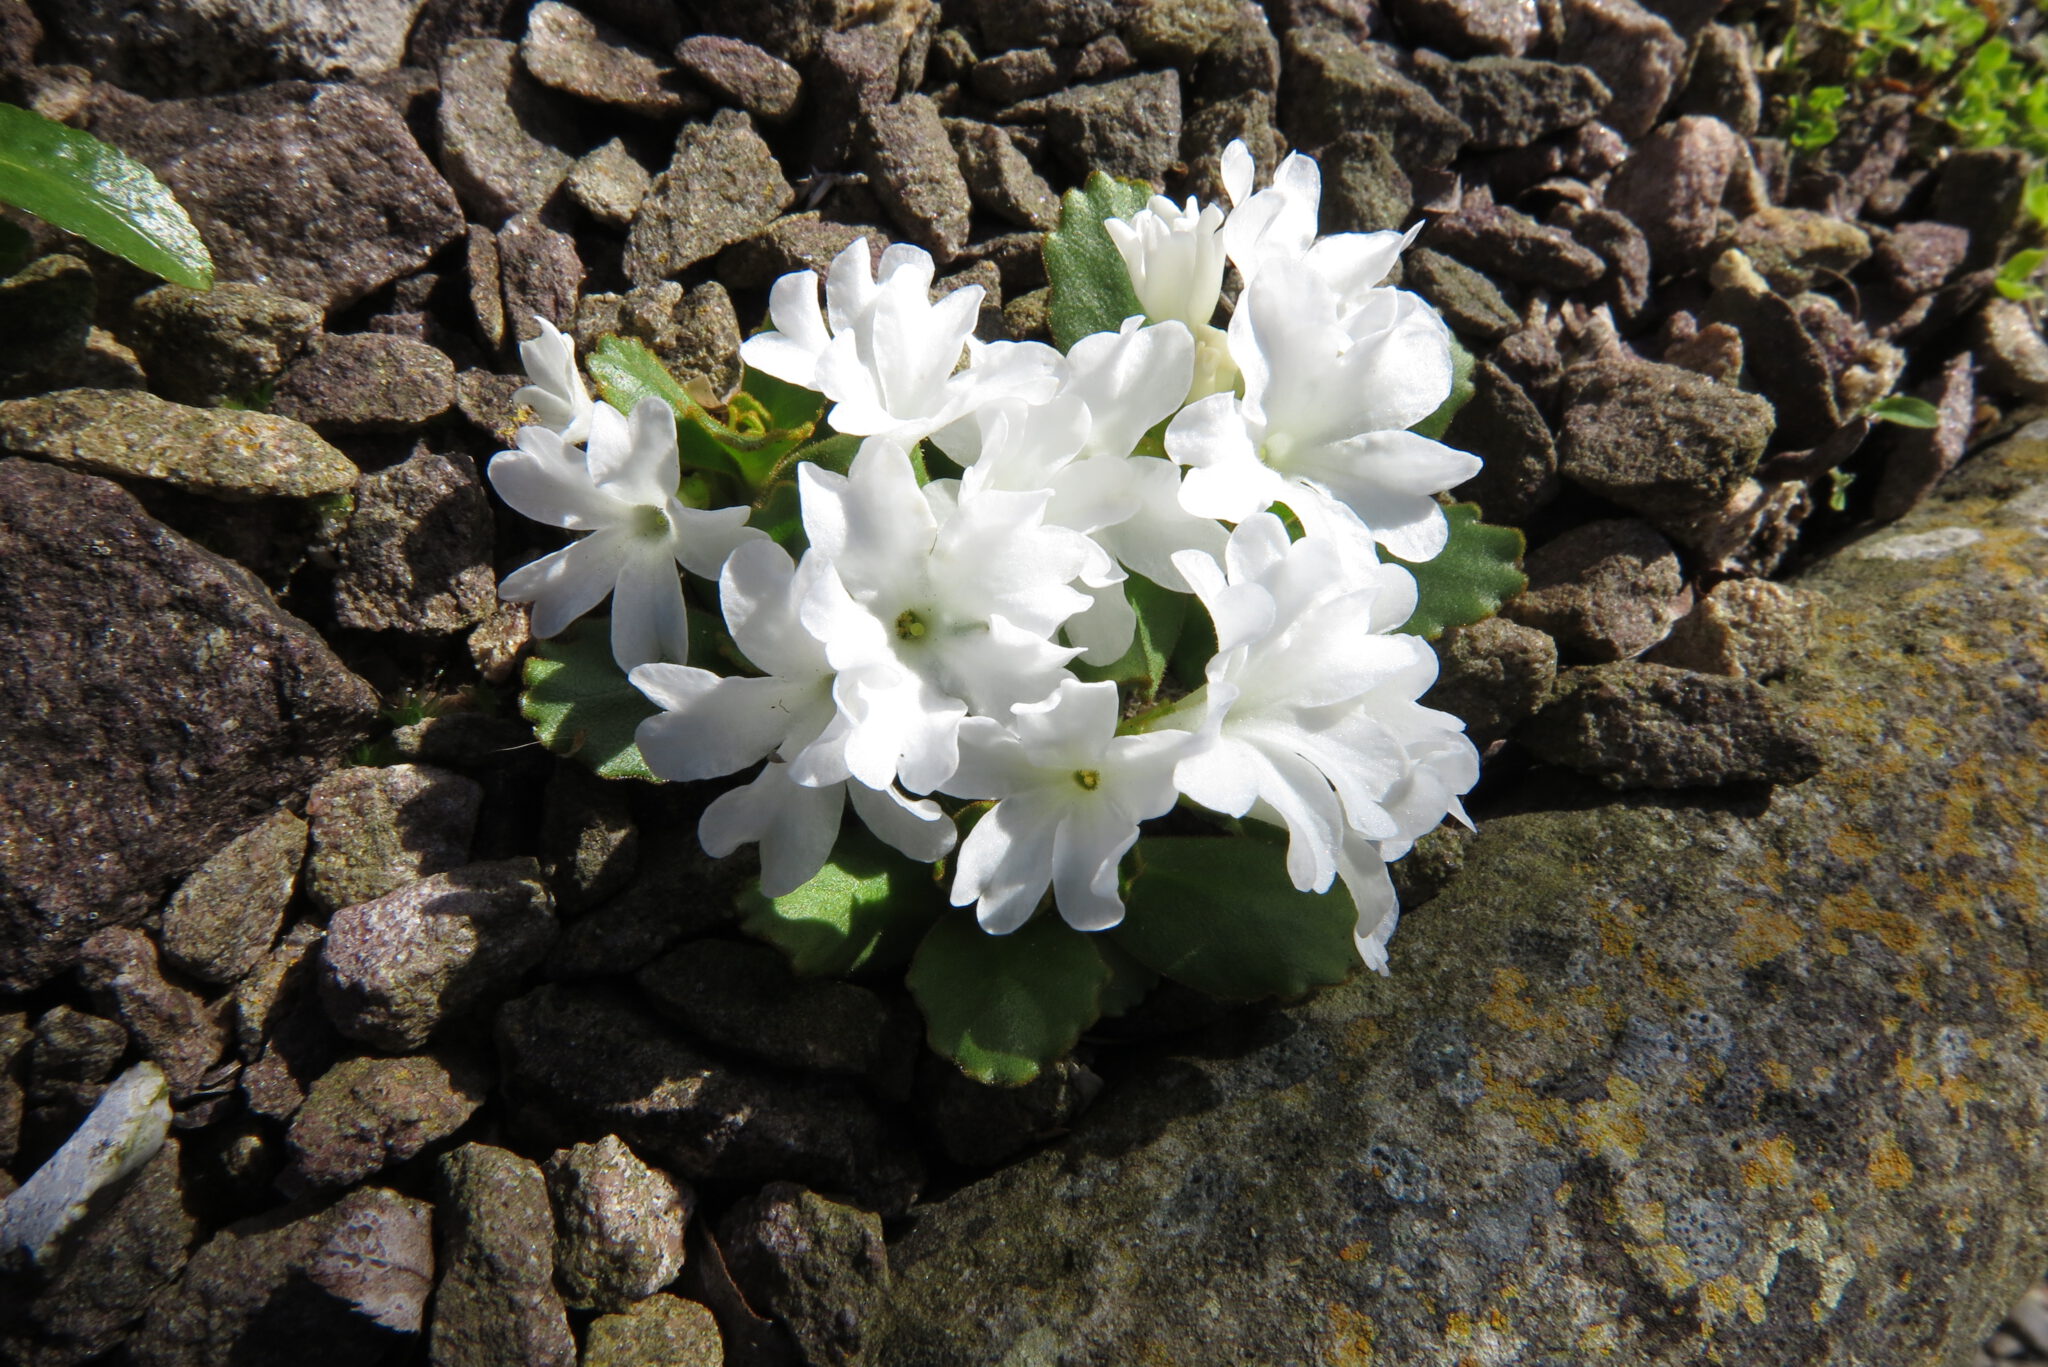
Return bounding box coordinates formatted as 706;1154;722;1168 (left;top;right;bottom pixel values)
495;141;1525;1084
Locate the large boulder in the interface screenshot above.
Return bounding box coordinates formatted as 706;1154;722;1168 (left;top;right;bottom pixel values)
853;430;2048;1365
0;460;374;991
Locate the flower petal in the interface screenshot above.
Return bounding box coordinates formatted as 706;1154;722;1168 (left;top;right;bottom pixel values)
500;530;628;639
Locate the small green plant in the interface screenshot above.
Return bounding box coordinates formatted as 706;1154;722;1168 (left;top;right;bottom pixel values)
0;102;212;288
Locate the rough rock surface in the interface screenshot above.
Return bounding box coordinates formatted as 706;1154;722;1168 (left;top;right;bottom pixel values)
431;1143;576;1367
286;1052;487;1188
0;461;374;991
1507;518;1689;662
544;1134;691;1310
437;39;579;224
94;82;466;313
303;764;483;915
124;283;324;408
722;1183;891;1367
850;433;2048;1367
42;0;427;96
1558;356;1775;527
581;1294;724;1367
159;809;304;986
625;108;793;287
271;334;456;434
330;450;497;636
76;927;230;1099
0;389;357;500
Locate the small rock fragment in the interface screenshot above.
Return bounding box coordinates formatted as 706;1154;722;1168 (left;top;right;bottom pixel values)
438;38;579;223
1871;351;1976;522
948;119;1060;230
545;1134;692;1310
582;1294;725;1367
331;449;498;637
1645;580;1828;680
917;1056;1103;1167
520;0;700;118
27;1006;126;1109
718;214;874;289
971;0;1117;52
319;859;556;1052
432;1143;578;1367
1872;221;1969;299
1522;662;1822;789
1280;28;1468;170
76;928;229;1099
1557;355;1774;527
1422;617;1559;745
286;1052;487;1189
1321;129;1414;232
1976;296;2048;402
539;764;640;914
1409;53;1609;151
1383;0;1539;56
304;764;483;915
1403;247;1518;341
1604;114;1749;272
1005;71;1183;185
1506;519;1689;663
1427;190;1605;288
863;94;974;261
125;281;323;407
0;1062;169;1266
0;388;357;499
673;35;802;122
1447;360;1557;521
1555;0;1684;138
566;138;652;229
271;333;455;434
497;212;586;345
161;808;306;986
0;254;93;380
1721;207;1872;294
1675;22;1760;134
718;1183;890;1367
626;108;794;287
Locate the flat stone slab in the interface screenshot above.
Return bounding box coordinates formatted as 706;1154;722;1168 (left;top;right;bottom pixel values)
855;429;2048;1365
0;460;375;991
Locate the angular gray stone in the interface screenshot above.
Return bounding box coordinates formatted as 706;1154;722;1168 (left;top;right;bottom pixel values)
1384;0;1539;55
1409;53;1610;151
303;764;483;916
319;859;555;1051
1446;359;1557;521
1873;221;1970;299
636;940;919;1097
432;1143;576;1367
520;0;700;118
805;21;913;167
720;1183;888;1367
75;928;230;1101
41;0;425;96
125;282;323;407
133;1187;433;1367
1004;71;1183;185
719;214;874;290
27;1006;126;1107
497;984;922;1210
0;255;93;380
1676;22;1761;135
0;1141;196;1367
1427;191;1605;289
582;1294;724;1367
1557;355;1774;527
0;388;357;499
286;1052;487;1189
331;449;498;637
1279;28;1467;170
545;1134;691;1310
1871;350;1976;523
1506;519;1689;663
1976;297;2048;402
1645;579;1828;681
1521;661;1823;789
0;462;374;991
271;333;455;434
1605;114;1749;274
1555;0;1684;137
566;138;652;229
852;434;2048;1367
1117;0;1239;66
1422;615;1559;746
93;82;465;313
625;108;794;287
673;34;802;123
970;0;1116;52
161;808;306;986
498;212;585;345
1320;128;1413;233
572;279;742;392
1722;207;1872;295
862;95;973;261
438;38;579;225
1698;249;1841;450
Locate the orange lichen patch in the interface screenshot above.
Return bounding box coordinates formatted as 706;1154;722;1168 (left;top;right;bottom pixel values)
1893;1052;1939;1092
1699;1275;1742;1316
1593;900;1644;958
1337;1241;1372;1263
1732;903;1804;969
1985;961;2048;1045
1811;1064;1835;1086
1476;1057;1571;1145
1322;1304;1375;1367
1946;1209;1976;1237
1639;950;1698;1004
1576;1076;1649;1162
1811;1192;1834;1214
1480;967;1565;1033
1867;1137;1915;1190
1828;827;1885;863
1892;963;1931;1009
1818;887;1929;956
1445;1312;1475;1344
1939;1074;1987;1120
1760;1059;1793;1089
1741;1135;1798;1189
1341;1016;1388;1054
1744;1284;1768;1324
1644;1242;1696;1295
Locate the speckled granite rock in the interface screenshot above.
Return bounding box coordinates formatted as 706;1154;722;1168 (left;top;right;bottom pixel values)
852;431;2048;1366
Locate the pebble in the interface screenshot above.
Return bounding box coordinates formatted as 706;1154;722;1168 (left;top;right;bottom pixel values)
1409;52;1610;151
1446;359;1558;521
545;1134;692;1311
582;1294;724;1367
270;333;455;434
718;1183;891;1367
1555;0;1684;138
125;282;323;408
496;211;585;344
330;449;498;637
1279;28;1468;170
1427;189;1606;288
1646;579;1828;681
863;94;975;261
285;1052;487;1188
1506;519;1689;663
948;119;1061;231
161;808;306;987
76;927;230;1100
432;1144;577;1367
566;138;652;229
1004;70;1183;184
1382;0;1540;56
1422;616;1559;745
303;764;483;916
626;108;794;287
520;0;701;119
437;38;579;225
1557;354;1774;529
0;254;93;380
673;34;802;122
1605;114;1750;273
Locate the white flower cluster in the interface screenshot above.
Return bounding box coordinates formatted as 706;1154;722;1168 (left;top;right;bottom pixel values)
490;141;1483;972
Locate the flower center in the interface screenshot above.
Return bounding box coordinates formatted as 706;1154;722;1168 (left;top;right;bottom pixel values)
631;504;671;540
895;609;930;641
1071;768;1101;791
1260;431;1297;469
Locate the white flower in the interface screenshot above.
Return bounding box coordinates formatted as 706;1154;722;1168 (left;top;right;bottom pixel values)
513;317;595;446
1219;140;1418;313
630;539;954;895
1168;513;1478;968
1105;195;1228;331
741;238;1063;452
788;439;1096;795
1166;258;1480;561
942;678;1191;933
490;396;761;670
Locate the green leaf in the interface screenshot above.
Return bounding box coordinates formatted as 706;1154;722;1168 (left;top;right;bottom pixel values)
1864;394;1941;428
1112;837;1358;999
0;216;29;275
1070;573;1186;703
1095;937;1160;1019
586;333;701;417
519;618;660;780
0;102;212;289
1385;502;1526;641
908;913;1113;1085
1409;335;1476;441
1995;248;2046;301
740;824;946;977
1043;171;1152;352
749;432;862;549
587;336;824;486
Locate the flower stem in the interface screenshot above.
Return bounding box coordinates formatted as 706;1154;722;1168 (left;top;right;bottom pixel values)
1118;684;1207;735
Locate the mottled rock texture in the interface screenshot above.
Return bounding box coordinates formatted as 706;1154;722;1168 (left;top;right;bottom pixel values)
853;432;2048;1366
